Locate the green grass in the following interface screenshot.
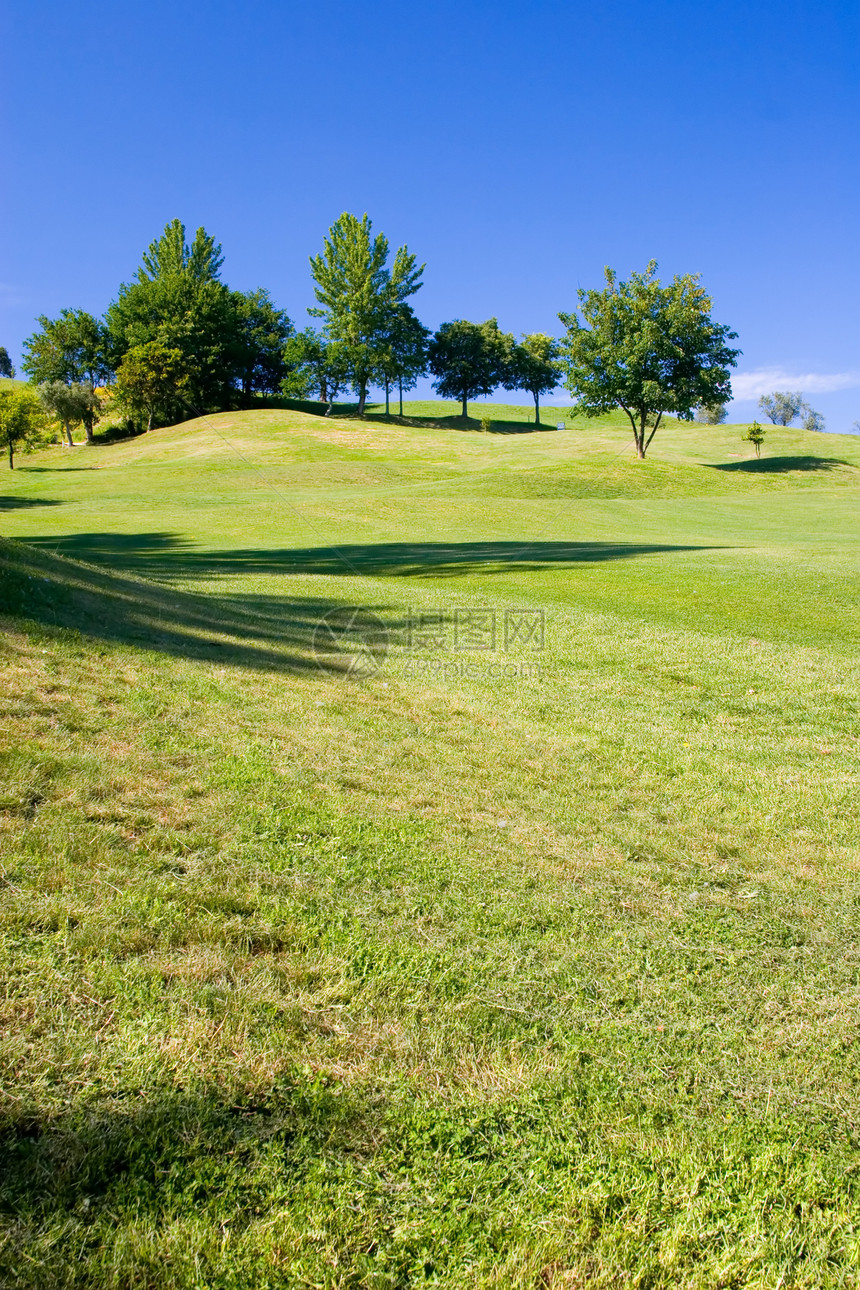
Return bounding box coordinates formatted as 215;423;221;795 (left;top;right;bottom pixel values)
1;404;860;1286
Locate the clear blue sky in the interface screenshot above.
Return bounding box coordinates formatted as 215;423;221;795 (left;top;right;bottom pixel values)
3;0;859;428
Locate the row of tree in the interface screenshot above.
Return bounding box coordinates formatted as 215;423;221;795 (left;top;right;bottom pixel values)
694;392;824;432
283;213;565;423
14;221;292;437
3;215;566;436
5;210;827;461
757;390;824;432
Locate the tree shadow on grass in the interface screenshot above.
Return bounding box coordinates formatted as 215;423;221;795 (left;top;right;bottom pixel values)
0;538;400;677
16;464;104;473
362;412;545;434
2;533;727;672
19;532;726;581
709;456;855;474
0;496;63;510
0;1080;359;1283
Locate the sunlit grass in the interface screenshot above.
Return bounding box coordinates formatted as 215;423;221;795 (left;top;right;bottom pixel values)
1;408;860;1285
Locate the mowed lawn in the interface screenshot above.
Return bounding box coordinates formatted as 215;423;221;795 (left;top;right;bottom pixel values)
1;403;860;1287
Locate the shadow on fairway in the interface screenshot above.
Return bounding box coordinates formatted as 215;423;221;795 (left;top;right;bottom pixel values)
0;496;63;510
15;465;103;473
0;1081;364;1283
19;533;724;580
361;412;545;434
0;538;401;677
709;456;854;474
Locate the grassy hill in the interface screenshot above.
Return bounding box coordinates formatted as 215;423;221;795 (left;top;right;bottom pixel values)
1;406;860;1286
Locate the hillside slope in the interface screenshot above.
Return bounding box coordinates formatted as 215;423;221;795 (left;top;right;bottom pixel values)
1;409;860;1285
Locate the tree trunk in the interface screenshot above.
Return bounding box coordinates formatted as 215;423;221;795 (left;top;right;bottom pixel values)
63;420;74;447
635;412;647;459
320;375;328;405
146;409;153;433
462;392;468;420
83;415;95;444
534;392;540;426
399;379;403;417
8;440;13;469
357;383;367;417
384;380;390;417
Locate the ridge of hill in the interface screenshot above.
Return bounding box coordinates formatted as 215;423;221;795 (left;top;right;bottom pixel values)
5;404;860;496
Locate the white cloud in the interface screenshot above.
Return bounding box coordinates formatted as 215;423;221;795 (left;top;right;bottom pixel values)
731;368;860;400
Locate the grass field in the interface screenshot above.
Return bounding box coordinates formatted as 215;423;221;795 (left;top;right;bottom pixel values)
1;401;860;1287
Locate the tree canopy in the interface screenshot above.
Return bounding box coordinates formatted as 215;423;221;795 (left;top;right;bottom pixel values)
504;333;563;425
309;212;424;416
281;330;350;407
758;391;804;425
104;220;294;423
559;262;740;458
376;305;430;416
428;318;513;420
137;219;225;285
757;391;824;433
22;310;110;394
801;405;825;433
21;312;110;441
233;289;293;402
695;402;728;424
744;420;765;458
10;217;757;445
0;347;14;379
107;236;238;418
0;384;48;467
113;342;189;432
38;381;101;447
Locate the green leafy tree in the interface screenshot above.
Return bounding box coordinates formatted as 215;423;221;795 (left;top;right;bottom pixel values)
22;309;109;385
376;305;430;416
309;212;423;416
281;330;349;406
743;420;765;458
38;380;100;447
800;402;825;433
113;342;188;432
695;402;728;424
559;262;740;459
0;347;14;379
233;289;294;403
504;333;563;425
428;318;513;420
758;391;803;425
137;218;224;284
21;310;110;441
0;384;47;468
107;220;241;417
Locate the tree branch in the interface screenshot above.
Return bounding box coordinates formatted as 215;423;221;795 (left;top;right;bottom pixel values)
644;412;663;451
620;403;637;436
